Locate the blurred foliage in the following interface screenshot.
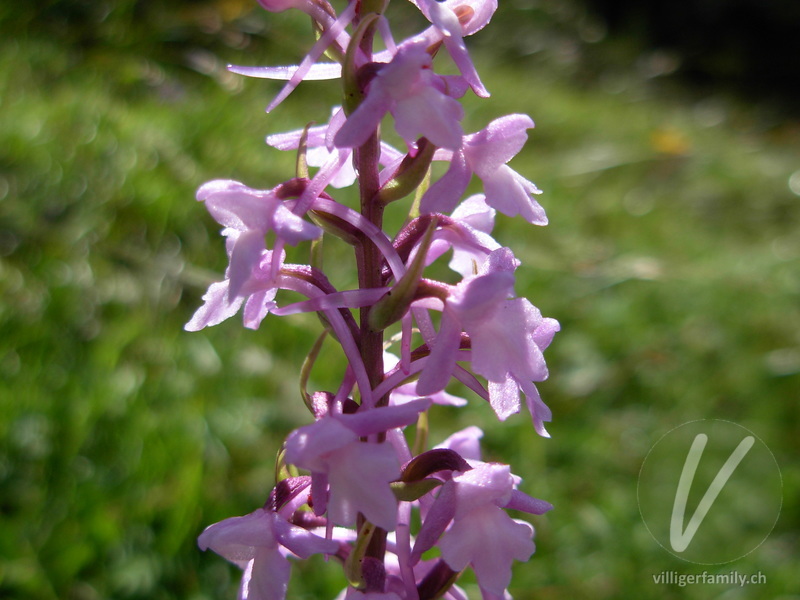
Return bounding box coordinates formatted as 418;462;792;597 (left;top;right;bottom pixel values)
1;1;799;599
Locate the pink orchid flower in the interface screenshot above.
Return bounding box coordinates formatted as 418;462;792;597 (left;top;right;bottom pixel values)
334;43;466;151
284;399;432;530
198;507;338;600
413;0;494;97
195;179;321;296
184;248;282;332
421;114;547;223
412;463;551;596
416;249;559;435
425;194;500;277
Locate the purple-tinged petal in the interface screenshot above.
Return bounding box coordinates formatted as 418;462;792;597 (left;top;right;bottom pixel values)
453;364;491;402
416;311;463;395
381;43;433;94
284;418;358;472
468;298;546;383
439;505;534;595
272;518;339;558
376;13;398;56
411;479;457;563
185;280;244;331
451;194;495;232
464;114;534;173
439;74;471;98
420;150;472;215
228;229;267;298
310;471;328;516
519;379;552;438
266;123;329;151
307;146;356;188
435;218;500;262
198;180;273;232
333;89;392;149
197;509;276;566
265;1;356;112
452;464;514;517
271;202;322;244
228;62;342;81
198;179;322;243
477;585;510;600
326;108;347;150
533;317;560;351
440;0;497;35
336;44;464;150
327;442;400;530
339;398;432;437
449;271;515;319
487;378;520;421
379;140;406;169
242;288;278;330
477;247;519;275
502;490;553;515
245;546;291;600
393;86;465;150
435;426;484;461
272;288;388;316
482;166;547;225
374;360;428;402
392;382;467;406
427;0;489;97
414;0;497;37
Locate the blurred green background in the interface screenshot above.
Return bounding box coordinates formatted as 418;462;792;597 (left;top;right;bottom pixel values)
1;0;798;598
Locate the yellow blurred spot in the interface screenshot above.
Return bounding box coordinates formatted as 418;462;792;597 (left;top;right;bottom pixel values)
649;128;691;156
215;0;253;21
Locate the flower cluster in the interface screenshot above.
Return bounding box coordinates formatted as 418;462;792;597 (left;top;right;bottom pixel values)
186;0;558;598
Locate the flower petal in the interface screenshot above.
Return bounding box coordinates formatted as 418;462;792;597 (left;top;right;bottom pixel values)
439;505;534;595
340;398;432;437
197;509;275;565
244;546;291;600
284;418;358;472
273;518;339;558
185;280;244;331
327;442;400;530
487;378;520;421
417;310;463;395
420;151;472;216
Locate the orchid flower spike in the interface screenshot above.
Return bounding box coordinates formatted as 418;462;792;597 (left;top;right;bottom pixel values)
188;0;559;596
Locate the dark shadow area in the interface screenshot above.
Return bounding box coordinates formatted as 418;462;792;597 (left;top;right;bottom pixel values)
584;0;800;114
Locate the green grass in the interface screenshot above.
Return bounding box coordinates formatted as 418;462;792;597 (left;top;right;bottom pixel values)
1;1;799;599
